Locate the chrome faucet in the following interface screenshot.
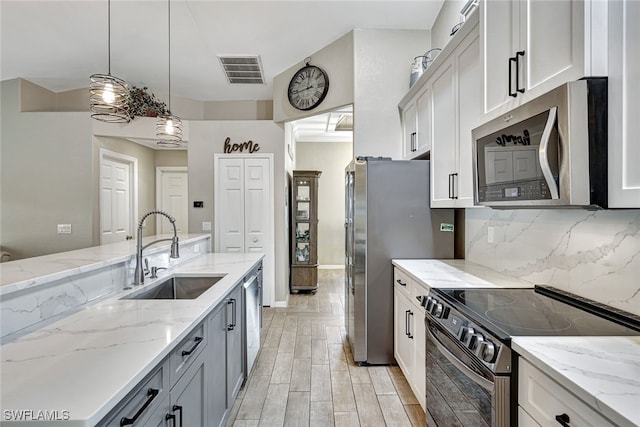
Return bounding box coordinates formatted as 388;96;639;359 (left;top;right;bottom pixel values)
134;210;180;286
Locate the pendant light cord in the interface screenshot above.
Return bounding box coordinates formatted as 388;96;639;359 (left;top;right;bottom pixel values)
107;0;111;75
167;0;171;112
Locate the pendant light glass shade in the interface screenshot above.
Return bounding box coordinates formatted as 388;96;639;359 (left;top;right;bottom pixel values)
157;0;183;146
90;0;131;123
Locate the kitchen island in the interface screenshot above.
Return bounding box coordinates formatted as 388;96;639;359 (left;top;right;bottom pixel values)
1;249;263;425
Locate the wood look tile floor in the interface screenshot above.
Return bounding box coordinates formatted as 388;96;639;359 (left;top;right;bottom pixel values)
226;269;426;427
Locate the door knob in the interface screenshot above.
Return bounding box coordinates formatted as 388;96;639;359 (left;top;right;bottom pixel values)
253;238;258;243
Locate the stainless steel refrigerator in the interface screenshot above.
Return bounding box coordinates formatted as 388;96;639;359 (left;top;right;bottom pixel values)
345;157;454;365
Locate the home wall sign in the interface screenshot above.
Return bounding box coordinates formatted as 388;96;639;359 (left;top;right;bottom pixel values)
224;137;260;153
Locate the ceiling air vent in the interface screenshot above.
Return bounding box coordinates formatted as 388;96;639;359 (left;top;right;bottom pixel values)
218;55;265;84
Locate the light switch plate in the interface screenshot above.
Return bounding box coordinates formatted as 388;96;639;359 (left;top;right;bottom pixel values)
202;222;212;231
57;224;72;234
487;226;494;243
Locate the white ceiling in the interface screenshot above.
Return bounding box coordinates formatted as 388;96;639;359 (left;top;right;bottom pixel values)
0;0;444;102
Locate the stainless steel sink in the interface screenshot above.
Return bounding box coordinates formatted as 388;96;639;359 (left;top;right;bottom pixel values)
124;276;226;300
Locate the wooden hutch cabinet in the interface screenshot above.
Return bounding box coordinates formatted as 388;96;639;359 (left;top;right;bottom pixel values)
290;170;321;293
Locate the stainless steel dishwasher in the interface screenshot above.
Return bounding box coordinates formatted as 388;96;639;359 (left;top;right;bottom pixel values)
243;264;262;377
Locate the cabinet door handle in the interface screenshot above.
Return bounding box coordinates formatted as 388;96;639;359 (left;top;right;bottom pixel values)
408;311;414;339
227;298;237;330
405;310;411;337
396;279;407;287
555;413;570;426
452;173;458;199
515;51;525;94
410;132;417;152
165;413;176;426
119;388;159;426
181;336;203;357
172;405;183;427
448;173;454;199
508;56;517;97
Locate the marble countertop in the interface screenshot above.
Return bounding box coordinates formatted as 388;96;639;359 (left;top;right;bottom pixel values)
0;252;263;426
394;259;640;426
513;336;640;427
392;259;534;289
0;233;211;295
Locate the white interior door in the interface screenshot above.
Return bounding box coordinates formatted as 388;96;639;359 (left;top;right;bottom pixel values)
157;167;188;235
215;154;275;306
100;150;136;245
216;158;245;253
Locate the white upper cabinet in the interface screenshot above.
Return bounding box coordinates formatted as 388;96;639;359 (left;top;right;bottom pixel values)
399;10;481;207
401;87;432;159
608;0;640;207
431;17;481;208
481;0;605;121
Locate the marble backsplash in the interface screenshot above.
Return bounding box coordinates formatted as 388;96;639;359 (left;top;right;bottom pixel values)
466;208;640;316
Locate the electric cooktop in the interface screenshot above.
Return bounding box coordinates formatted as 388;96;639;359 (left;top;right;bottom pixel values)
432;286;640;341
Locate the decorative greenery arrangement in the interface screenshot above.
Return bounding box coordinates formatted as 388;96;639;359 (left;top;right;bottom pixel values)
128;86;169;119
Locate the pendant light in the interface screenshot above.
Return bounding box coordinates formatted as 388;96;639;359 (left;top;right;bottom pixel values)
157;0;183;147
90;0;130;123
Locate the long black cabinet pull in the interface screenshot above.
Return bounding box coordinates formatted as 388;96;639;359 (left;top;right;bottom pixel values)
555;413;570;426
405;310;411;337
165;413;176;426
516;51;525;94
452;173;458;199
410;132;417;152
181;336;203;357
396;279;407;287
173;405;183;427
227;298;237;331
508;56;517;97
408;311;414;339
449;173;453;199
120;388;159;426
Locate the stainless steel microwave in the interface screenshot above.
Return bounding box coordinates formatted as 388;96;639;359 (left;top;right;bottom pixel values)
472;78;608;208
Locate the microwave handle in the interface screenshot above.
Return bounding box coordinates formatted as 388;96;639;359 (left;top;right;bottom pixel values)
539;106;560;200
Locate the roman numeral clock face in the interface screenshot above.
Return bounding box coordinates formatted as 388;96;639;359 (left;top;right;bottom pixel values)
287;65;329;111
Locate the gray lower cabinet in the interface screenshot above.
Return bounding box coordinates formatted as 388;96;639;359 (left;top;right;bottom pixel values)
99;281;249;427
207;301;228;427
225;284;245;407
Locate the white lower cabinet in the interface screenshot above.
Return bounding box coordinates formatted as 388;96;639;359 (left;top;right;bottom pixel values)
518;358;616;427
393;268;426;410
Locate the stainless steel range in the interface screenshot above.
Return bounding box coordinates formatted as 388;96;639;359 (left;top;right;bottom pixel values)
420;286;640;427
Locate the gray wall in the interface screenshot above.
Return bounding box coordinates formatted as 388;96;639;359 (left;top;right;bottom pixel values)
187;120;288;303
430;0;467;52
1;79;94;259
1;78;188;260
353;29;429;159
295;141;353;266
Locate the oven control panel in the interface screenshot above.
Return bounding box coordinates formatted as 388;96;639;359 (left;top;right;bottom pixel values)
420;293;512;374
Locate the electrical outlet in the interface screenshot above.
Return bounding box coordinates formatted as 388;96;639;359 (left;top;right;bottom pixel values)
194;244;201;253
487;226;494;243
202;222;212;231
57;224;72;234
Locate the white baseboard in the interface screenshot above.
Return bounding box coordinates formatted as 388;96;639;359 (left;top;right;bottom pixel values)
318;265;344;270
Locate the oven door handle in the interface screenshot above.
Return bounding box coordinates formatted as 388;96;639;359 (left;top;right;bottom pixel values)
426;322;495;392
539;106;560;200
